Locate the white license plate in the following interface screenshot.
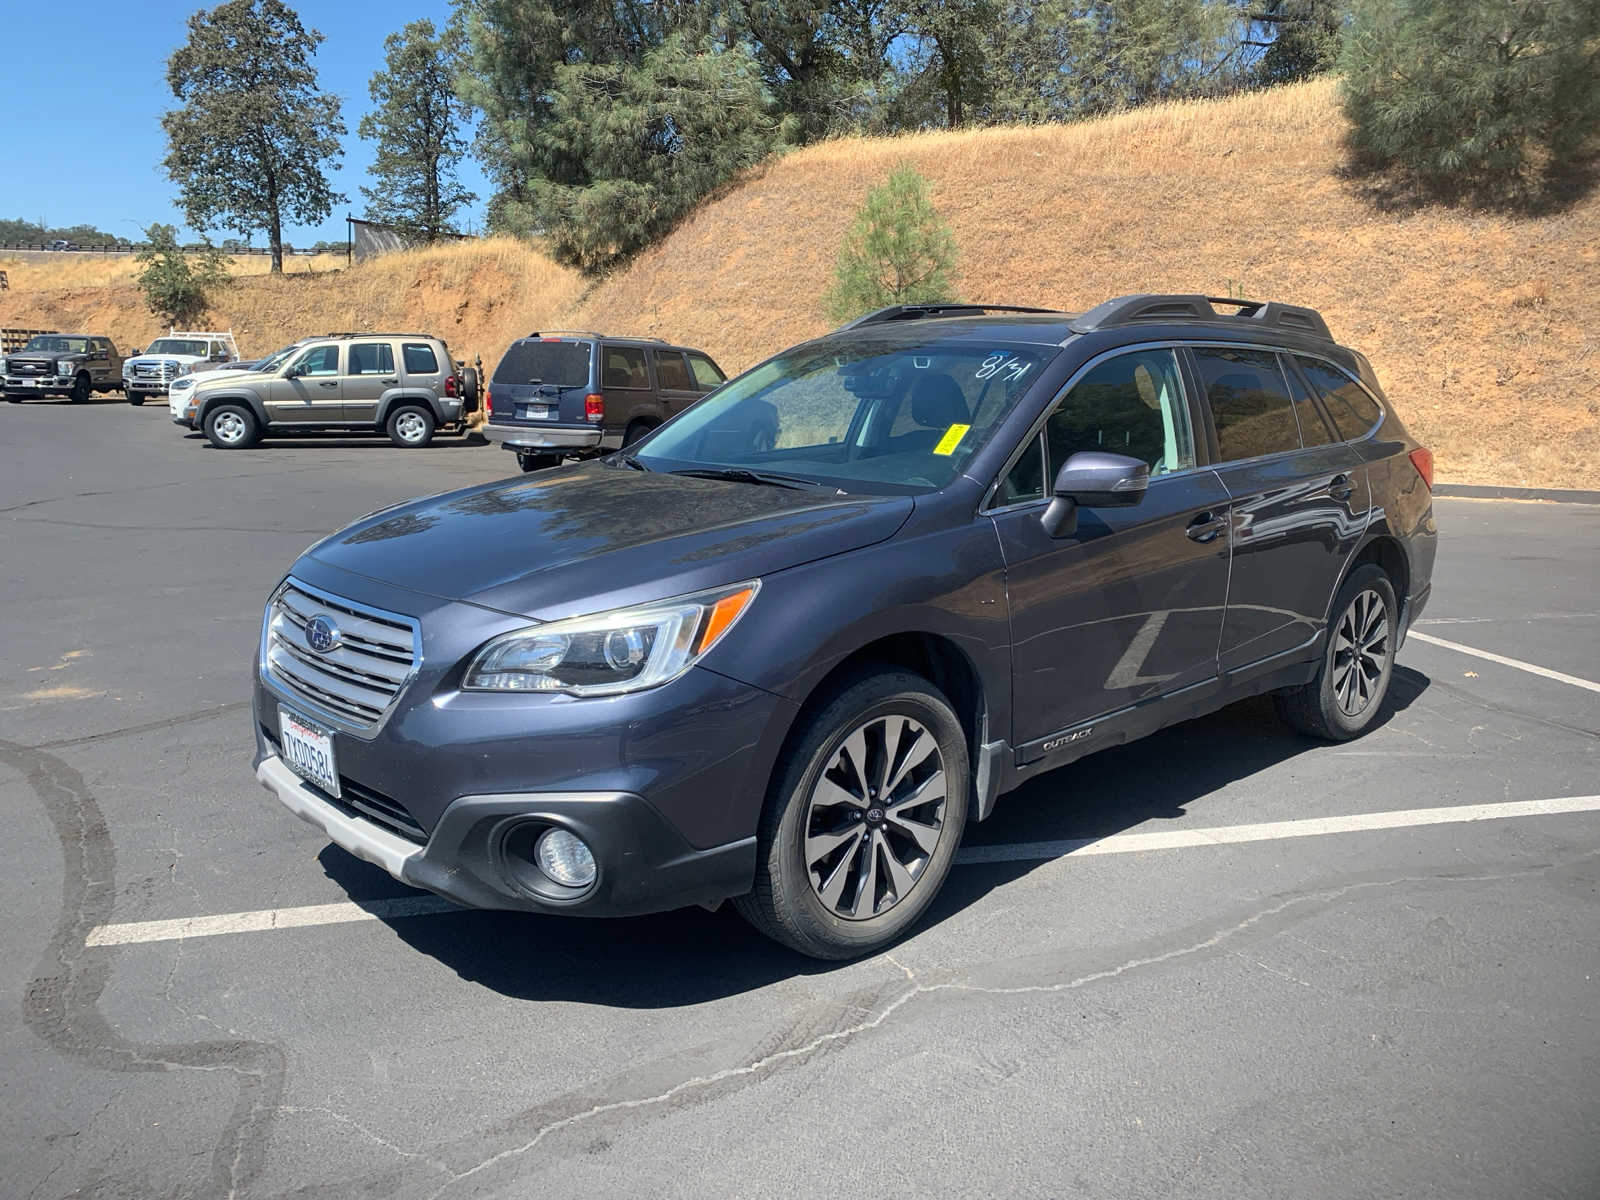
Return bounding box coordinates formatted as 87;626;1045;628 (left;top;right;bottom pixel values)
516;403;550;420
279;708;339;797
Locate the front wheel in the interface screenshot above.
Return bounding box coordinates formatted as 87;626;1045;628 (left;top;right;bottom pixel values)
387;404;435;448
128;392;145;406
69;373;91;404
204;403;260;449
1275;564;1397;741
735;669;969;959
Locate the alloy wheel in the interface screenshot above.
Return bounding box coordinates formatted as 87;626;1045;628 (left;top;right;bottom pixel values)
804;715;946;921
1332;588;1388;716
395;411;428;443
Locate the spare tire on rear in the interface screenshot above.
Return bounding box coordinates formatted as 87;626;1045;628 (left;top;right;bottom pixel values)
459;367;480;413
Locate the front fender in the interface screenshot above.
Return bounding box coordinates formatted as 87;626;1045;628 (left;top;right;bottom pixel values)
196;389;269;427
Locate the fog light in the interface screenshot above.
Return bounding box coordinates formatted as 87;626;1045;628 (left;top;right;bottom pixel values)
535;828;596;888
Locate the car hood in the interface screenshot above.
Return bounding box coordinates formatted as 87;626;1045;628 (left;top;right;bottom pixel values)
128;353;208;366
303;462;915;621
192;366;276;390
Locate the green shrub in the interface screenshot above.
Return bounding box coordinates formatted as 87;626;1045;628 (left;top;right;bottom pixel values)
135;223;231;327
823;164;960;323
1341;0;1600;205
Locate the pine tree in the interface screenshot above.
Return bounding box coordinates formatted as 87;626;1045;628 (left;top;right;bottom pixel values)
162;0;345;274
823;164;959;322
1342;0;1600;204
359;20;476;241
135;224;231;327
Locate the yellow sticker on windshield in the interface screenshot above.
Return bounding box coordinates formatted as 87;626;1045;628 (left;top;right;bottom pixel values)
933;423;971;456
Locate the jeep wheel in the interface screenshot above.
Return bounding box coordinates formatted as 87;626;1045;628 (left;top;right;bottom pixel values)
387;405;435;448
68;373;92;404
204;403;260;450
516;450;560;472
1275;564;1398;741
735;669;968;960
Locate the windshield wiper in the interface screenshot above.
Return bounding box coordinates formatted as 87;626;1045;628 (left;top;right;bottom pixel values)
669;466;822;491
617;453;650;471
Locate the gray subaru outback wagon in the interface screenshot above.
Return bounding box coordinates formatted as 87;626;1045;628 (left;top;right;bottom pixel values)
252;295;1437;959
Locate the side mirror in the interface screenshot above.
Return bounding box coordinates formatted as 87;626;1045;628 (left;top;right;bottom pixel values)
1040;451;1150;538
131;347;142;356
285;363;303;378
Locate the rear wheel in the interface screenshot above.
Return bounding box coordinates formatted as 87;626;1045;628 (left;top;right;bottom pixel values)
622;420;655;448
516;450;561;472
1275;564;1397;741
69;373;91;404
204;403;260;449
387;404;435;448
735;669;968;959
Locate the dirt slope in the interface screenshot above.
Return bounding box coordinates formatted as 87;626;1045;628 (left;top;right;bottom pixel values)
574;79;1600;487
0;238;582;373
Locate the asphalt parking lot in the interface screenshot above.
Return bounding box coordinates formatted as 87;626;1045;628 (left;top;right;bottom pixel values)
2;398;1596;1199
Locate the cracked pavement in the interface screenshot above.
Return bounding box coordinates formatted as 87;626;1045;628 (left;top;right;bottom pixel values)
2;401;1597;1197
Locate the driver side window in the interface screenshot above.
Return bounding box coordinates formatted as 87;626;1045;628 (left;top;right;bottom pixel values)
999;348;1193;505
293;345;340;376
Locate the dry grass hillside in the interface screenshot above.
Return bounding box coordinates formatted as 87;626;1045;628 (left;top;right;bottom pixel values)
4;80;1596;484
0;238;582;372
575;78;1600;487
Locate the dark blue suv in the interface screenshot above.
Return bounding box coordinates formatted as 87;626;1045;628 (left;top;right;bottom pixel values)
252;295;1436;959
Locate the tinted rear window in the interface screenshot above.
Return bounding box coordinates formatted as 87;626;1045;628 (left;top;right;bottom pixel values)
494;340;592;387
602;345;649;389
655;351;693;391
401;343;439;375
350;342;394;375
1193;347;1301;462
1283;358;1334;447
1295;356;1382;441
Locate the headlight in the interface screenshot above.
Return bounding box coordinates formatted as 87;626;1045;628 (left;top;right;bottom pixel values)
122;362;134;378
463;581;759;697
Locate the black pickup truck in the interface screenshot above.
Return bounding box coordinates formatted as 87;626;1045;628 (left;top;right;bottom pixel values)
3;333;125;402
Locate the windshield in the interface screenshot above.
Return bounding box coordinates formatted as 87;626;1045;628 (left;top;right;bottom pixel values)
634;337;1052;492
146;339;208;356
23;336;89;354
252;344;299;374
494;339;592;387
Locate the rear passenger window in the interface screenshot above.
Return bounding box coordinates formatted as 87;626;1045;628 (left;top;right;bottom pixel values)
1043;348;1195;478
1295;357;1382;442
401;343;439;375
654;351;693;391
1282;357;1334;447
350;342;394;375
687;354;724;391
602;346;649;390
1192;348;1301;461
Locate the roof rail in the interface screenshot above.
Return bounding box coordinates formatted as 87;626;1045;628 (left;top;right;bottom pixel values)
838;303;1064;331
321;331;435;339
1068;294;1333;341
526;330;671;343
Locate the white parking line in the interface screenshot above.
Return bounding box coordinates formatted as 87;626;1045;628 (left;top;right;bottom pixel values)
1409;631;1600;694
86;795;1600;947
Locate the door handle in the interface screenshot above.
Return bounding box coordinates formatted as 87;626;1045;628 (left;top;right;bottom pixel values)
381;378;397;385
318;381;339;388
1325;473;1354;502
1186;511;1227;543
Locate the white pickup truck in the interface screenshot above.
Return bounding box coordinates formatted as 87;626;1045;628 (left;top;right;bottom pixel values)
123;331;242;405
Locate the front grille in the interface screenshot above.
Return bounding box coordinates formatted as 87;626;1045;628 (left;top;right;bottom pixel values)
262;727;428;844
10;360;48;376
262;578;420;734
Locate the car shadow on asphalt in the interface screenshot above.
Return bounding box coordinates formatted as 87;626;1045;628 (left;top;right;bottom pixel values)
319;666;1432;1005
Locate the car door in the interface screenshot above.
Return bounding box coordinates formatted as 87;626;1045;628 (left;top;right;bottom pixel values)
89;338;114;385
342;340;396;422
650;348;700;418
266;342;343;422
596;343;657;434
987;346;1232;757
1185;345;1368;674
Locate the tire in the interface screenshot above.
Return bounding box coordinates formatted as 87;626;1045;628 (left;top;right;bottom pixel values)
5;394;20;404
203;403;260;450
622;420;655;448
516;450;561;472
735;668;969;960
460;367;480;410
1275;564;1398;741
387;404;435;448
68;373;91;404
128;392;145;407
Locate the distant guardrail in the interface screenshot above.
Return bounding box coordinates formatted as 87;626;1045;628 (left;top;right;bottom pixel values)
0;243;327;256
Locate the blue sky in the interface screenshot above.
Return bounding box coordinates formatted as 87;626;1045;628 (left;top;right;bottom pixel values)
2;1;492;245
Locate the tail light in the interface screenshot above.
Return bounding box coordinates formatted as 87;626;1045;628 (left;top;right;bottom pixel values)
445;374;458;398
484;388;492;417
584;393;604;423
1409;447;1433;490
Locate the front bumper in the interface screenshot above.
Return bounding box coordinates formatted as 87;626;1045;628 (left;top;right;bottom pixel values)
4;377;72;394
482;421;603;453
256;752;757;917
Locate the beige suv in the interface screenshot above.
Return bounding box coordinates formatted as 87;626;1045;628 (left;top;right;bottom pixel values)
178;333;479;449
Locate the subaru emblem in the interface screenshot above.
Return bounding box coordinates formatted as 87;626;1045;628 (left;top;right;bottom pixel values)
305;614;341;655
